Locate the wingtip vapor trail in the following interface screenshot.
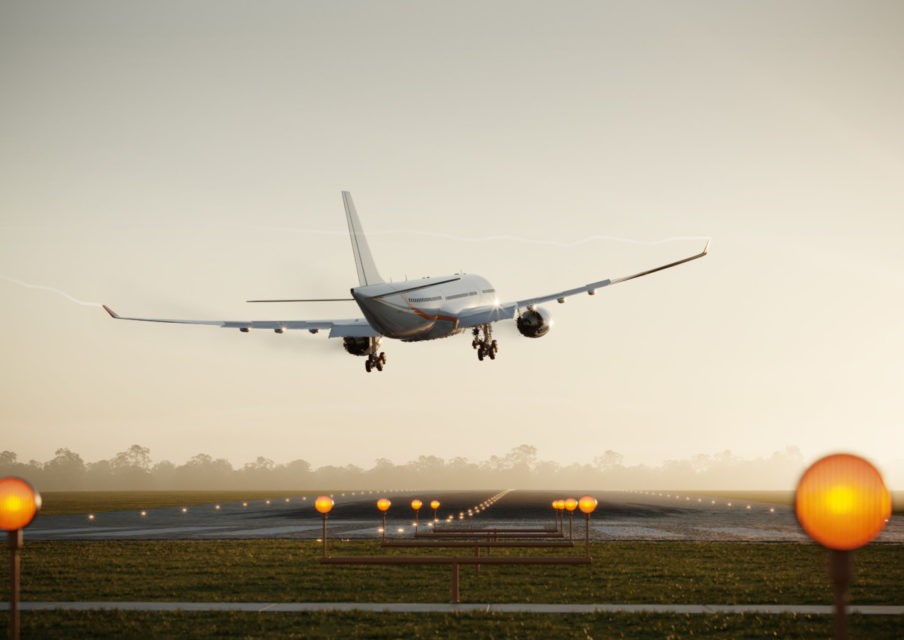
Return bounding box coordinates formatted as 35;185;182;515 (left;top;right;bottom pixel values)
0;275;102;307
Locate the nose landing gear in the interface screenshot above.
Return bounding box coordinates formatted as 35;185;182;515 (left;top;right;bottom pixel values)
471;325;498;362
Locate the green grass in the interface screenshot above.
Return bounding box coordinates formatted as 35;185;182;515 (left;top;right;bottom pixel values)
38;491;322;515
3;540;901;639
4;540;902;605
1;610;901;640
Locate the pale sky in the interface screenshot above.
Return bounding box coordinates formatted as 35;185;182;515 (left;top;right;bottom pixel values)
1;1;902;488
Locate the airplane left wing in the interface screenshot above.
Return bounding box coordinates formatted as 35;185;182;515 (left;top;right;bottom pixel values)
457;241;709;328
102;305;380;338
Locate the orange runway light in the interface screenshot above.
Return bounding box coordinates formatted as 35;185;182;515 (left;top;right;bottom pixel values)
430;500;440;510
377;498;391;512
0;477;41;531
410;499;423;511
795;453;891;550
315;496;335;515
578;496;598;514
564;498;578;512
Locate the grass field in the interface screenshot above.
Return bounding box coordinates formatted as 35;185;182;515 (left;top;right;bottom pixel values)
1;540;902;638
1;610;901;640
12;491;902;637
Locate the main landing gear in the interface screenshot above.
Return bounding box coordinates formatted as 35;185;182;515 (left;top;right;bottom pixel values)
364;337;387;373
471;325;498;362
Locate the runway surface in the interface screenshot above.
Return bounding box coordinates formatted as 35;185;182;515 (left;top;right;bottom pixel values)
25;489;904;543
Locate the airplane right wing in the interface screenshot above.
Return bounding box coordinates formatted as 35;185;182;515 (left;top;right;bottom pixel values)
102;305;380;338
456;241;709;328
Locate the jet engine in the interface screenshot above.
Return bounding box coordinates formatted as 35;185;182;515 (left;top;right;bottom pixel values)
516;307;552;338
342;336;371;356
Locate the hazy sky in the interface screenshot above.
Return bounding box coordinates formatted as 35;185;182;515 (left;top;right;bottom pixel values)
1;1;902;488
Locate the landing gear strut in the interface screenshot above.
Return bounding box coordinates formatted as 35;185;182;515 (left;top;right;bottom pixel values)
364;338;387;373
471;325;498;362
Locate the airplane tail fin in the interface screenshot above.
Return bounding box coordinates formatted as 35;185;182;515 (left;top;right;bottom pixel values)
342;191;384;286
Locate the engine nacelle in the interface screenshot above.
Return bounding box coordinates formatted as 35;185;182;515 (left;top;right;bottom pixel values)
343;336;371;356
516;307;552;338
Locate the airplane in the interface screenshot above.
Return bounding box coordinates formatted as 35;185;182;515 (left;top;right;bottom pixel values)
103;191;708;372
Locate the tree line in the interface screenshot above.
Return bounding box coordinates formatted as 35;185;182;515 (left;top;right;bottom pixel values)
0;444;806;491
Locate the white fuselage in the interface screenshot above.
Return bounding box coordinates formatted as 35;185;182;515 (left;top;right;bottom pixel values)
351;274;497;341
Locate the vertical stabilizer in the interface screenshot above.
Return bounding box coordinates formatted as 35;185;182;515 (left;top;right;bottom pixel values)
342;191;384;286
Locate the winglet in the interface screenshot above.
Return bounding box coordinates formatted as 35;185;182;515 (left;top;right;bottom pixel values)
102;304;120;319
702;239;711;255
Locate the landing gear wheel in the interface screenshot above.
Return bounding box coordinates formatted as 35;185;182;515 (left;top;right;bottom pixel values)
365;359;373;373
375;360;383;371
471;324;498;363
379;352;387;365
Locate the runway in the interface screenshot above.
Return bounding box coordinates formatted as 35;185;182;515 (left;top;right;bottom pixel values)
24;489;904;543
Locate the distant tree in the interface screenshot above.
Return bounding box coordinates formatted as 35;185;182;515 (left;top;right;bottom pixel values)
594;450;624;470
42;448;88;490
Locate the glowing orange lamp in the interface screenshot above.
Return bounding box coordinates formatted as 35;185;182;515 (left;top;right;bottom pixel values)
1;477;42;640
563;497;578;539
410;499;423;533
795;454;892;640
796;453;890;550
578;495;598;557
430;499;440;526
377;498;391;542
552;499;565;531
314;496;334;559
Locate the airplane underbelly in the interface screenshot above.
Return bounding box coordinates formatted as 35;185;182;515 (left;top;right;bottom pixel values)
355;297;459;341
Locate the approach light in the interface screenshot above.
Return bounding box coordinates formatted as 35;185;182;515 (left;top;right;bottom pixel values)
430;500;440;510
578;496;598;515
314;496;334;515
0;477;41;531
795;453;891;550
411;499;423;511
377;498;391;512
564;498;578;512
